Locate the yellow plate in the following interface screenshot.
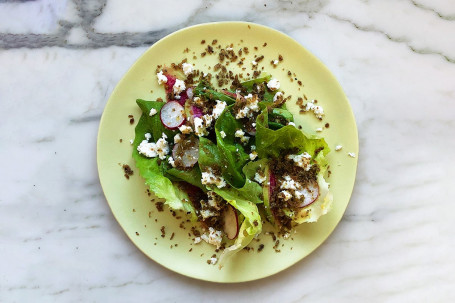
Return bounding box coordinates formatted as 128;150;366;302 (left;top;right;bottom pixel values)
97;22;358;283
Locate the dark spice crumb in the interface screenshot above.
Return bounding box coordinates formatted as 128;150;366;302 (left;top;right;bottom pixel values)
155;202;164;212
263;42;267;47
201;40;206;44
135;232;139;236
122;164;133;180
189;248;193;252
170;232;175;241
160;226;165;238
211;39;217;45
325;123;330;128
298;125;302;129
119;139;123;143
128;115;134;124
258;244;265;252
278;54;283;61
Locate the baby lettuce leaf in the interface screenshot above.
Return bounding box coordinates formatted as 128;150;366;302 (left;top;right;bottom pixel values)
165;165;205;191
255;108;329;159
132;114;196;220
214;106;250;188
193;81;236;104
198;137;222;170
213;187;262;268
136;99;176;141
240;73;272;90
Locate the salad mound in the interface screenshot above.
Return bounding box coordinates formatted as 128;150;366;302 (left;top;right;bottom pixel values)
132;62;332;267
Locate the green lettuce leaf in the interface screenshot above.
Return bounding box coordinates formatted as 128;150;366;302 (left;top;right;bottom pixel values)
132;114;196;220
214;106;250;188
255;108;329;159
165;166;205;190
212;187;262;268
193;80;236;104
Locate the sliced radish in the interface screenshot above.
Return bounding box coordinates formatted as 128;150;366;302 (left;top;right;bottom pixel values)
186;87;194;99
172;137;199;168
160;101;186;129
191;105;203;118
297;181;319;208
223;205;239;240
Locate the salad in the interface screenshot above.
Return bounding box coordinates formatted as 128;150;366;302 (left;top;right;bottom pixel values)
132;60;332;267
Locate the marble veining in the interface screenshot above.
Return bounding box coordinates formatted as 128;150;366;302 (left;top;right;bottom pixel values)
1;0;455;302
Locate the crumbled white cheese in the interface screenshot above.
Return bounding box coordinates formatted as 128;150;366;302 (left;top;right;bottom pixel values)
288;122;296;127
182;63;193;76
201;227;223;248
209;257;218;265
316;127;323;132
202;114;213;127
137;134;169;160
193;96;204;107
249;151;258;161
207;191;221;210
335;145;342;151
220;131;226;138
273;59;279;65
156;71;168;85
144;133;152;140
279;190;292;201
201;209;217;219
254;172;266;184
251;60;258;66
212;100;227;119
173;79;186;96
251;145;256;151
168;156;176;167
273;91;284;102
287;153;312;171
161;133;167;139
194;237;201;244
283;232;290;239
226;47;233;51
252;122;256;127
194;117;208;137
280;175;299;190
348;152;356;158
129;139;134;145
305;100;325;119
235;129;250;144
235;93;260;119
174;133;182;144
178;125;193;134
267;78;280;91
201;168;226;188
149;108;157;116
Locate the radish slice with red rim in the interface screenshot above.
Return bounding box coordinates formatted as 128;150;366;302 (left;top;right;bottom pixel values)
160;101;185;129
297;181;319;208
223;205;239;240
172;137;199;168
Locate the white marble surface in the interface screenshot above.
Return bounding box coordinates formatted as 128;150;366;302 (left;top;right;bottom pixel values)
1;0;454;302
